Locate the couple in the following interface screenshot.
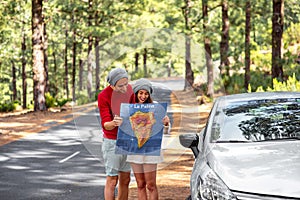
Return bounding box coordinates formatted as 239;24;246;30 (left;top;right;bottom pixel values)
98;67;170;200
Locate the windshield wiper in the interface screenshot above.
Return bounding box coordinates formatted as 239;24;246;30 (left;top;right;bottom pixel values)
214;140;252;143
257;136;300;142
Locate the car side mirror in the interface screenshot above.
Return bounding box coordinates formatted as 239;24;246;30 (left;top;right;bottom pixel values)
179;133;199;158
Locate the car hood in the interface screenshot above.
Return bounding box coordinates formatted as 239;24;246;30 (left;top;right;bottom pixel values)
207;141;300;198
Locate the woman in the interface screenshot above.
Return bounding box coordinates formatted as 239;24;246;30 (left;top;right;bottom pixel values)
127;78;170;200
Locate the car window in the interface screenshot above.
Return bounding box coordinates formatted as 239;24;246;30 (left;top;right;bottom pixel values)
210;98;300;142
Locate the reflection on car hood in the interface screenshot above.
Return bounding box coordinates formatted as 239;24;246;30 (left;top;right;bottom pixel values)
207;141;300;198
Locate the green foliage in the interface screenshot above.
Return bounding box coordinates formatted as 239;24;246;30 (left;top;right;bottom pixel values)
56;98;71;108
45;92;71;108
225;73;246;94
283;23;300;45
131;70;145;80
0;101;19;112
27;103;34;109
76;93;90;106
267;74;300;92
94;90;101;102
251;50;272;71
45;92;56;108
248;70;272;92
249;74;300;92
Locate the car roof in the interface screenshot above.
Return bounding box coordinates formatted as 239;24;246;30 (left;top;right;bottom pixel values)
216;91;300;104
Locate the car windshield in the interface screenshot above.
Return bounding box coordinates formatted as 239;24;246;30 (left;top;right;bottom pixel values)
211;97;300;142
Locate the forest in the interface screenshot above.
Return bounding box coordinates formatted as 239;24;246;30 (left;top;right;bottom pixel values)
0;0;299;112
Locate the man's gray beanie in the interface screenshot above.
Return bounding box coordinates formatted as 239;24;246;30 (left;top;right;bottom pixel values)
133;78;153;95
107;68;128;86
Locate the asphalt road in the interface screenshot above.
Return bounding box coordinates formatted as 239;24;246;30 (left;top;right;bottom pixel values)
0;111;106;200
0;77;189;200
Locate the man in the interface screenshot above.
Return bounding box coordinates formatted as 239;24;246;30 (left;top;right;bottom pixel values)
98;67;134;200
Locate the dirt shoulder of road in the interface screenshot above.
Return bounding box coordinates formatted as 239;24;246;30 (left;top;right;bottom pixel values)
0;90;212;200
0;103;97;146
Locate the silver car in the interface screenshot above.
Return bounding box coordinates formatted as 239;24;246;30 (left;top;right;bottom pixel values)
180;92;300;200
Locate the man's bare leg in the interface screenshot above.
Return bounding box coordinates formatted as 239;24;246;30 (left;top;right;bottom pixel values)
118;171;131;200
105;175;118;200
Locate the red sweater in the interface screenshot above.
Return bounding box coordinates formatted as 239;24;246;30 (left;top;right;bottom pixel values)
98;85;134;139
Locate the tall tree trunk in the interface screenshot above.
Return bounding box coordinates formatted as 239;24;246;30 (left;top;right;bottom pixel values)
220;0;230;89
78;38;84;91
87;40;93;98
143;48;148;78
11;61;17;101
32;0;46;111
95;9;100;93
43;18;49;93
72;15;77;102
167;59;172;77
87;0;93;98
272;0;284;81
184;0;194;90
52;50;58;95
95;37;100;91
244;1;251;90
21;21;27;109
253;23;256;43
64;25;69;99
185;36;194;89
202;0;214;97
135;52;139;72
79;58;83;91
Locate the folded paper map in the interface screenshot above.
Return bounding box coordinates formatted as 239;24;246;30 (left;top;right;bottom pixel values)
115;103;167;156
129;110;156;148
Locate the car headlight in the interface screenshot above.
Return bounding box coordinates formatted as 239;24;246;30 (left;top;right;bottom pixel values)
191;160;237;200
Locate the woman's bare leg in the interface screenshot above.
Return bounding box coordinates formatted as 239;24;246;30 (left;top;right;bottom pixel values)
131;163;147;200
144;164;158;200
